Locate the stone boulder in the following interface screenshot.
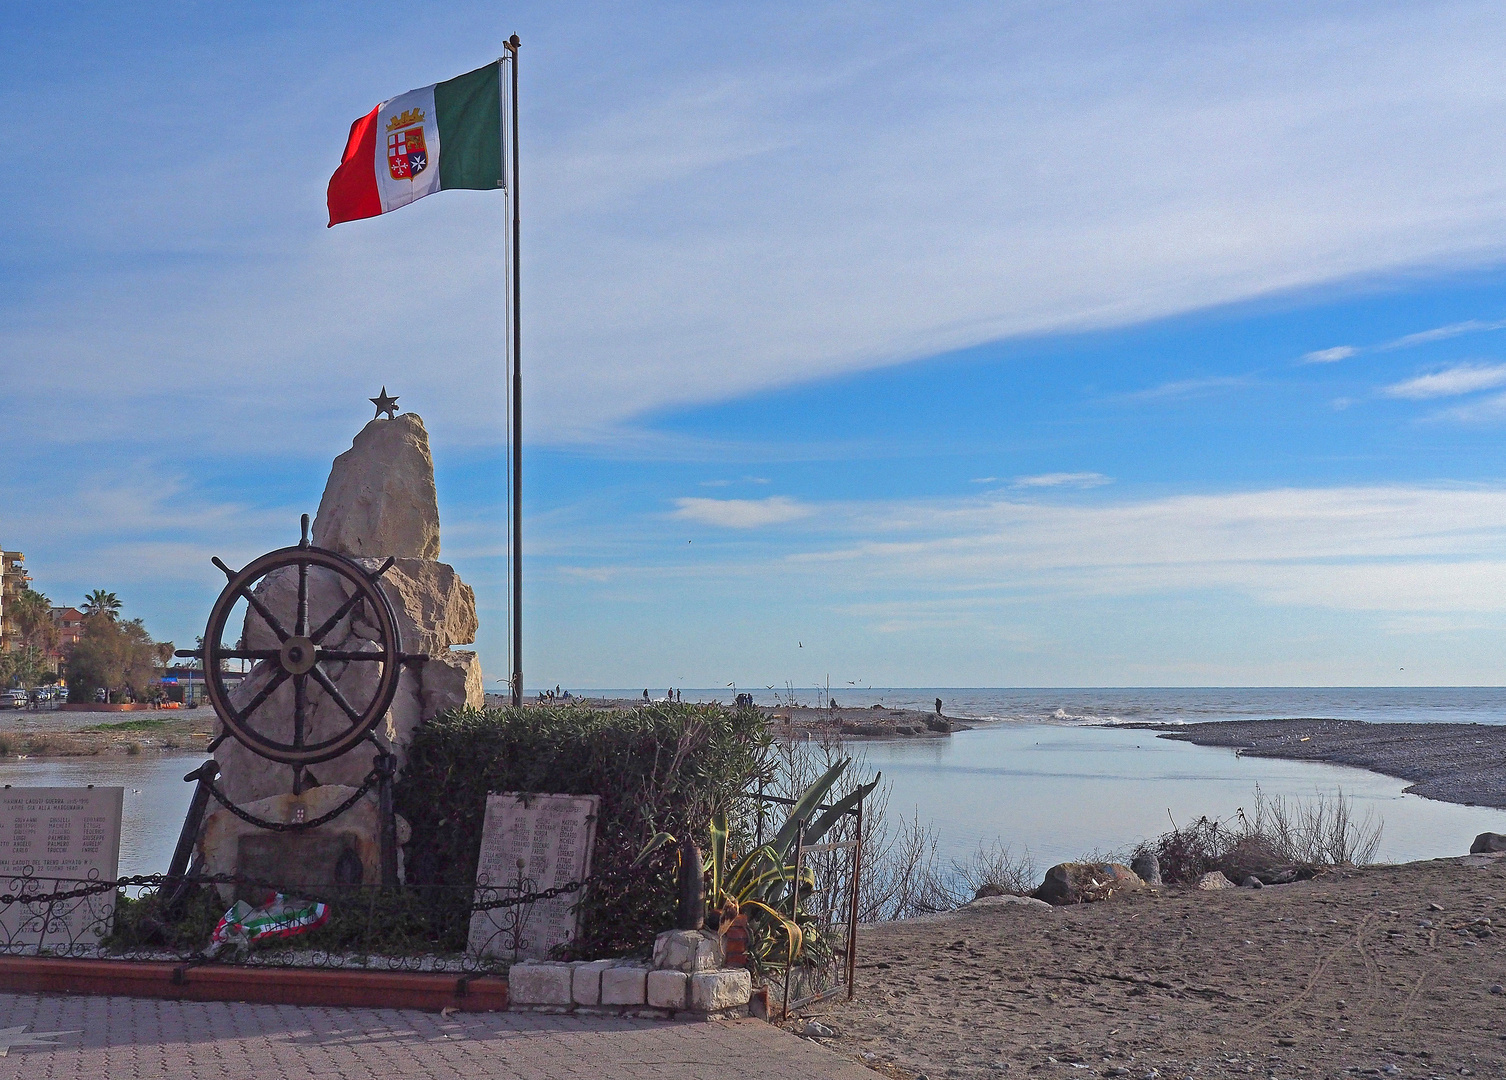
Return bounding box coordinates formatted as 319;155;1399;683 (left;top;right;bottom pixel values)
197;785;411;900
209;409;482;811
1196;870;1235;890
354;557;477;655
1130;853;1162;886
313;414;440;560
1472;832;1506;854
1033;862;1144;905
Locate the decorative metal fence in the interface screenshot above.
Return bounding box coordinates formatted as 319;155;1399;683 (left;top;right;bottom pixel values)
0;870;579;973
747;786;865;1018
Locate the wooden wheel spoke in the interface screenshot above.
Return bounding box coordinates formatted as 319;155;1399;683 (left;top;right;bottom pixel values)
239;586;291;644
309;590;367;645
307;663;365;725
231;668;290;726
211;648;282;661
296;558;310;638
293;673;308;750
316;649;386;662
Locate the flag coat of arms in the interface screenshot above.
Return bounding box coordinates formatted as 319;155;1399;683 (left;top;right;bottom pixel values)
327;61;504;226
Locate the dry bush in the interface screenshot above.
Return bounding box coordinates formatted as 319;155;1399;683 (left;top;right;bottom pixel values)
1135;786;1383;884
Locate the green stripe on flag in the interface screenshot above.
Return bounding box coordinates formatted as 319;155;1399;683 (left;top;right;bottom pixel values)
435;61;503;190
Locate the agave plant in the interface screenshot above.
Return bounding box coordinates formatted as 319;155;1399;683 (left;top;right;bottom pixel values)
634;759;880;969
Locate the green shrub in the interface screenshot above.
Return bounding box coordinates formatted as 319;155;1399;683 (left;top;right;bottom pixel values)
395;702;770;959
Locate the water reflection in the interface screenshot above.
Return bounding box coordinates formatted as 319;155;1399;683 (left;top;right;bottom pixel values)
856;724;1506;868
0;754;207;877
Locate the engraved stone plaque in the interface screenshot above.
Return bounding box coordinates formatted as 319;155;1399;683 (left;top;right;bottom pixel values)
0;786;123;952
467;792;598;961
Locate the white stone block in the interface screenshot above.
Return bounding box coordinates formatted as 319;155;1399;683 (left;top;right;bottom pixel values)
652;929;723;972
571;959;613;1005
646;969;689;1010
600;964;648;1006
509;961;574;1005
689;968;752;1012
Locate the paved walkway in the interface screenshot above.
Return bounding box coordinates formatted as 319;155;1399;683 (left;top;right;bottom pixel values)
0;994;876;1079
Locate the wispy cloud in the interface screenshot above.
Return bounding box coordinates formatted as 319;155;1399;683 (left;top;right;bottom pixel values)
1303;346;1356;364
1012;473;1112;489
970;477;999;485
672;496;811;529
1306;320;1506;367
1430;391;1506;424
1381;362;1506;400
1122;376;1250;402
1381;319;1506;351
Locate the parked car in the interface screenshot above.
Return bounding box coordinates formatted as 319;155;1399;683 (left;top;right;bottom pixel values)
4;689;28;709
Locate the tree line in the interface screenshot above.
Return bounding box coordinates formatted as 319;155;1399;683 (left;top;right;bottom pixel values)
2;588;173;704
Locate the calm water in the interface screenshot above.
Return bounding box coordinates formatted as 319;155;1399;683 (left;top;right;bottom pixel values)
7;685;1506;875
855;724;1506;869
591;686;1506;726
0;754;207;877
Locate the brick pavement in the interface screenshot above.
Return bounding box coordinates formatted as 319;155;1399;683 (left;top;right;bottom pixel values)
0;993;878;1079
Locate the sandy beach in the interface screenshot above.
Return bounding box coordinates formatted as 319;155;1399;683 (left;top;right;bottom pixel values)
1145;719;1506;810
806;857;1506;1079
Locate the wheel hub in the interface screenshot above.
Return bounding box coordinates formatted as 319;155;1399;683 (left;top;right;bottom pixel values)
279;636;318;675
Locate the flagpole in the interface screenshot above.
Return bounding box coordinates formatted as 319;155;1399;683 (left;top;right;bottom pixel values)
505;34;523;709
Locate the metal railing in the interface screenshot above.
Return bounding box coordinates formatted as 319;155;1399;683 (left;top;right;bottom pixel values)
748;786;865;1018
0;870;581;973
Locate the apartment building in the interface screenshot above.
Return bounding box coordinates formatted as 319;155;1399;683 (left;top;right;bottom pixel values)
0;550;26;654
50;606;84;659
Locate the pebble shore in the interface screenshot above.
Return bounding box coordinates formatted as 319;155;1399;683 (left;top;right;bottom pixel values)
1144;717;1506;809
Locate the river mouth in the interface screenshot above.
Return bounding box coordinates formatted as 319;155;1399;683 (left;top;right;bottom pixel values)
4;721;1504;878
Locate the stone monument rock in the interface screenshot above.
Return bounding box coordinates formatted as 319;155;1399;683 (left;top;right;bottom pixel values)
313;413;441;559
199;412;483;888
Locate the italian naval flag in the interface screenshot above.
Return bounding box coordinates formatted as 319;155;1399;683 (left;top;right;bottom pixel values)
327;61;504;227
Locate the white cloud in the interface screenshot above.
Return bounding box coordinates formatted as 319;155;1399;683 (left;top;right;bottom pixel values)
1381;319;1506;351
970;477;999;485
672;496;811;528
1381;362;1506;399
1012;472;1112;489
1303;345;1356;363
13;3;1506;449
1121;377;1251;402
772;485;1506;615
1431;390;1506;423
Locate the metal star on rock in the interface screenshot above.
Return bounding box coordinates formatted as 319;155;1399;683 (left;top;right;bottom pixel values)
370;387;399;419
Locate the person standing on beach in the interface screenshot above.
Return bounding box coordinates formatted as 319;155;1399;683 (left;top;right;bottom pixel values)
935;697;943;716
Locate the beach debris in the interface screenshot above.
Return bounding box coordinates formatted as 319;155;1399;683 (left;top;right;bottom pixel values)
1196;871;1235;891
1033;863;1144;905
797;1019;835;1038
1429;901;1445;911
1131;853;1162;886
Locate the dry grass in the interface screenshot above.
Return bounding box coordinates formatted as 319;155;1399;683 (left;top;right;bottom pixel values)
1135;785;1383;884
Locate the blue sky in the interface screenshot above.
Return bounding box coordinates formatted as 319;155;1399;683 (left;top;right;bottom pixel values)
8;2;1506;688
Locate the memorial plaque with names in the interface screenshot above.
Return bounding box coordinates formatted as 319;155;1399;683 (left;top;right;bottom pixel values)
467;792;598;961
0;786;123;952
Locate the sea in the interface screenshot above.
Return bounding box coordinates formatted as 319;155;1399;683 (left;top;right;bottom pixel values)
5;688;1506;877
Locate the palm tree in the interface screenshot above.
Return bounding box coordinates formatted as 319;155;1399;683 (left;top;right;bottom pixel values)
81;590;122;620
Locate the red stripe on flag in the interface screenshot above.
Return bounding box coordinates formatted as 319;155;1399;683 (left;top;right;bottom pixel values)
326;106;382;227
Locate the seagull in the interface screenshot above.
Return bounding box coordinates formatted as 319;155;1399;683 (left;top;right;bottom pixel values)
0;1026;81;1057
